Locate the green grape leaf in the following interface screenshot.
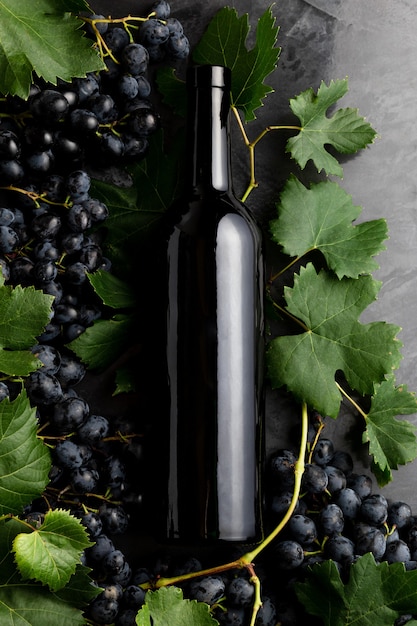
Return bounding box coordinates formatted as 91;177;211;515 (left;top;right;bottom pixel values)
0;391;50;515
362;376;417;485
67;315;134;370
0;278;54;376
0;519;89;625
136;586;219;626
13;509;93;592
136;604;152;625
88;270;136;309
266;264;402;418
0;518;31;585
91;130;184;273
270;176;388;279
0;584;87;625
113;367;138;396
54;564;102;608
0;350;40;378
192;6;280;121
89;178;149;275
0;0;104;99
54;0;91;11
295;553;417;626
286;78;377;176
156;67;187;117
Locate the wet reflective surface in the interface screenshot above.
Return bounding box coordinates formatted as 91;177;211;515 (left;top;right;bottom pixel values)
90;1;417;507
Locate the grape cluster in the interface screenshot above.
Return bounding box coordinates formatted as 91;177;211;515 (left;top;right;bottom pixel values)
261;418;417;625
83;550;277;626
0;170;111;346
22;347;146;626
0;1;189;181
0;2;190;626
182;571;276;626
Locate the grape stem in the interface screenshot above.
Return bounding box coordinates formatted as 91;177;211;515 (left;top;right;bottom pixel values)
231;105;301;202
0;185;72;209
269;254;305;282
0;513;39;531
80;13;159;62
336;381;368;419
247;563;262;626
102;431;143;443
271;300;310;333
307;417;325;464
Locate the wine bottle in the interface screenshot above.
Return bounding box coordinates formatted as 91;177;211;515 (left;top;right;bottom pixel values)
151;64;264;543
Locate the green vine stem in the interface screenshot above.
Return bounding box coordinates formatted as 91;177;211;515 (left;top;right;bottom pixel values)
272;300;310;332
244;401;308;562
268;254;306;282
231;105;301;203
246;564;262;626
307;418;325;464
336;381;368;419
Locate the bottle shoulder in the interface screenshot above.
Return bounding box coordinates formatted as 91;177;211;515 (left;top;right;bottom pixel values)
163;190;260;234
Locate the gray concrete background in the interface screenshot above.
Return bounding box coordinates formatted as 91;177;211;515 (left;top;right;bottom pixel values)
89;1;417;506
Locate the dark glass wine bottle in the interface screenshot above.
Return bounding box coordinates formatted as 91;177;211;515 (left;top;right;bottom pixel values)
151;64;264;543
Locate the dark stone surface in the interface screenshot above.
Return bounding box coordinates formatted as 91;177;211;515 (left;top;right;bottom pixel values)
88;1;417;507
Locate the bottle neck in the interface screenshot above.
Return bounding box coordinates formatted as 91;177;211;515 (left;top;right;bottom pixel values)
186;67;231;194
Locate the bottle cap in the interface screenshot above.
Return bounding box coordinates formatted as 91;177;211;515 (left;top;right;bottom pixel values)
187;64;231;90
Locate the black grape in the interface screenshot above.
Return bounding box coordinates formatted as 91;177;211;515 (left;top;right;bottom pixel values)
273;540;304;570
53;440;84;470
301;463;329;494
388;501;413;529
86;534;115;564
188;576;226;605
139;19;170;46
88;594;119;625
318;503;345;536
121;584;146;609
385;539;411;564
29;89;69;123
226;576;254;608
25;370;63;406
353;523;386;559
100;505;130;535
287;514;318;547
152;0;171;20
253;596;277;626
311;438;334;465
324;465;347;494
333;487;362;520
79;511;103;538
347;472;373;499
115;609;139;626
77;414;110;444
121;43;149;75
360;494;388;525
70;466;99;493
324;535;355;567
103;27;130;52
50;395;89;433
